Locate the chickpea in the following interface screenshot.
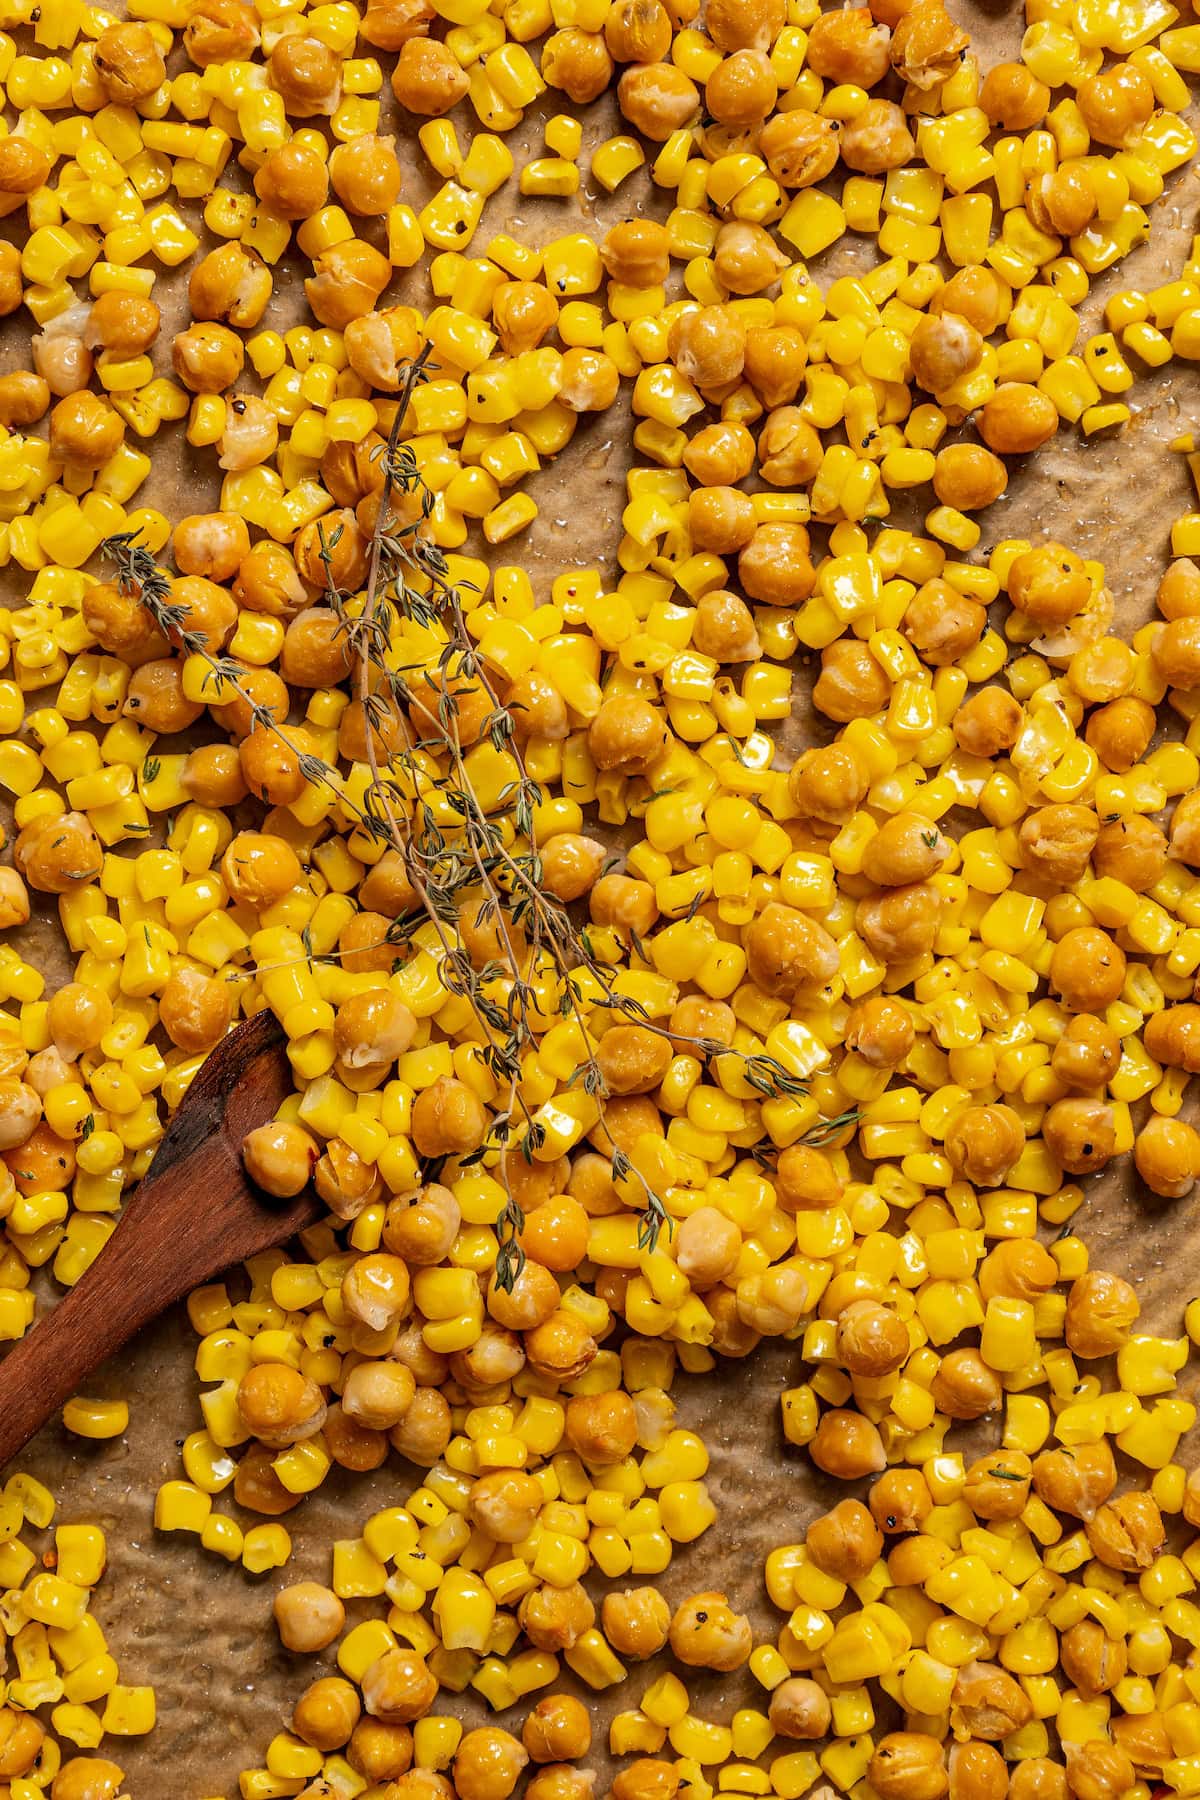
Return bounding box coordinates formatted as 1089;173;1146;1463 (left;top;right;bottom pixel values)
0;865;29;932
347;1719;418;1784
50;391;124;469
592;1024;669;1097
1065;1269;1139;1359
933;443;1008;511
951;1662;1033;1740
809;1407;887;1478
744;902;838;998
519;1581;595;1651
612;1764;678;1800
254;142;329;219
757;108;839;187
341;1253;410;1335
857;882;941;963
687;486;755;555
744;325;807;408
806;5;890;81
599;1586;670;1661
1050;1015;1121;1093
1050;926;1126;1013
684;421;756;488
812;637;890;721
669;1591;752;1671
233;1444;303;1516
0;370;48;428
525;1308;597;1382
930;1348;1003;1420
564;1390;637;1467
273;1582;345;1653
674;1205;741;1288
1017;804;1098;886
1061;1619;1126;1697
465;1468;542;1542
269;31;341;112
47;984;112;1063
839;97;914;172
871;1468;933;1537
870;1735;948;1800
537;833;605;903
765;1677;829;1741
542;29;614;103
836;1299;909;1378
668;305;745;391
618;62;699;138
390;1387;452;1466
14;812;103;894
240;1121;317;1200
1008;542;1091;627
306;240;392;329
951;687;1022;759
172;512;249;583
1078;61;1153;148
51;1759;126;1800
980;383;1059;455
0;137;51;218
238;1363;326;1448
1065;1743;1135;1800
157;966;232;1055
861;813;950;888
601;219;671;286
963;1450;1032;1521
910;312;983;395
979;60;1050;128
409;1074;488;1159
785;744;865;828
188;242;272;330
361;1648;438;1725
93;20;165;99
601;0;669;58
948;1742;1008;1800
1010;1765;1067;1800
900;577;985;665
587;695;667;774
1087;694;1155;771
943;1103;1024;1187
0;242;20;316
1032;1440;1117;1523
0;1709;45;1778
184;0;260;63
806;1497;882;1581
386;35;469;113
589;872;658;942
1150;1001;1200;1069
714;220;790;295
293;1677;361;1753
1045;1094;1118;1179
172;321;244;394
895;1543;958;1595
843;996;915;1071
523;1696;592;1764
1135;1113;1200;1198
757;406;823;488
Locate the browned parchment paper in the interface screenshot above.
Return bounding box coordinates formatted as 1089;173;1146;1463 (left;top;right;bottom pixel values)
8;1;1200;1791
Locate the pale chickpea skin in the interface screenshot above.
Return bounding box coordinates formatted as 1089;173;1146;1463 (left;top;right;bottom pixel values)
273;1582;345;1653
675;1205;741;1287
601;1587;670;1660
341;1252;410;1331
587;695;667;774
360;1649;438;1724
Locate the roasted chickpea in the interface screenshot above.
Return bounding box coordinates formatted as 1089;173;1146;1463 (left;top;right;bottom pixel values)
1051;1015;1121;1091
857;882;941;963
948;1739;1007;1800
541;28;614;102
743;325;807;407
242;1121;318;1198
935;266;1008;336
980;383;1059;455
840;97;914;171
933;443;1008;511
1050;927;1126;1012
390;1387;452;1466
930;1348;1002;1420
0;370;48;427
715;220;790;294
807;5;890;81
675;1205;741;1287
688;486;756;554
361;1649;438;1725
522;1696;592;1764
810;1407;887;1478
909;312;982;394
293;1677;361;1753
539;833;607;902
1065;1269;1139;1358
595;1024;672;1096
669;1591;752;1671
953;687;1023;757
1018;804;1098;885
518;1581;595;1651
618;62;699;137
1043;1097;1116;1176
1064;1743;1135;1800
49;391;123;468
1077;61;1153;147
157;966;233;1054
273;1582;345;1653
184;0;260;62
944;1103;1024;1186
238;1362;326;1448
668;304;746;390
758;406;823;486
306;240;392;329
590;872;658;940
980;61;1050;128
587;695;667;774
93;20;165;99
1061;1619;1127;1697
50;1759;124;1800
1092;815;1166;891
844;995;915;1068
951;1662;1033;1740
870;1467;932;1534
757;107;839;187
745;902;838;997
1032;1440;1116;1521
1010;1764;1067;1800
870;1735;948;1800
768;1678;831;1741
806;1497;882;1581
1008;542;1091;627
14;812;103;894
565;1391;637;1466
601;1587;671;1660
813;637;890;720
963;1450;1032;1521
1135;1113;1200;1198
835;1299;909;1379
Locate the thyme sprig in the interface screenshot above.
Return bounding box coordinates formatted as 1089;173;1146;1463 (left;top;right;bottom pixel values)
101;350;843;1286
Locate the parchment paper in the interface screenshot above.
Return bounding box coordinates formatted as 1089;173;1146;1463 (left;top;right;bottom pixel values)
7;1;1200;1791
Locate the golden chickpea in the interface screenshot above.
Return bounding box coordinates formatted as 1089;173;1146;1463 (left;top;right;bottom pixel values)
741;328;805;413
809;1406;887;1478
309;238;393;328
1045;1094;1119;1175
807;5;890;80
857;882;941;963
593;1024;669;1097
333;991;417;1077
589;872;658;941
233;1444;303;1516
933;443;1008;511
381;1186;458;1269
844;995;915;1069
900;578;985;665
605;0;672;57
834;101;912;177
1060;1619;1126;1697
172;512;248;583
587;695;668;774
597;224;668;293
220;831;301;909
765;1677;829;1740
948;1741;1008;1800
184;0;259;62
889;1535;952;1589
757;406;822;488
238;1362;326;1448
738;521;814;605
836;1299;909;1378
1135;1113;1200;1198
668;305;745;391
786;742;866;825
933;267;1007;339
408;1074;487;1158
963;1450;1032;1522
893;0;968;83
0;866;29;932
705;47;777;123
519;1581;595;1651
745;902;838;998
688;486;756;553
341;1252;410;1333
1160;556;1200;621
870;1735;948;1800
565;1390;637;1466
599;1586;670;1661
0;370;48;427
1083;684;1152;764
1026;164;1097;237
560;348;621;414
951;1662;1033;1740
612;1763;678;1800
806;1497;882;1581
812;637;890;720
931;1348;1003;1420
188;242;271;330
241;1121;318;1199
1032;1440;1116;1521
254;141;329;219
273;1582;345;1653
469;1469;544;1543
980;383;1059;455
94;20;165;99
525;1308;597;1382
1049;1016;1120;1093
542;28;614;102
522;1696;592;1764
717;221;791;295
349;1718;417;1782
1064;1744;1135;1800
749;109;836;191
1078;60;1153;147
538;833;606;903
269;31;340;112
1008;542;1091;627
861;813;950;887
1010;1764;1067;1800
1094;814;1166;891
50;1758;125;1800
172;321;244;394
0;137;50;217
618;62;699;138
0;242;21;315
389;35;470;112
674;1205;741;1288
293;1677;361;1753
910;312;982;394
0;1709;45;1778
14;812;103;894
361;1649;438;1725
944;1103;1024;1186
47;983;112;1062
669;1591;752;1671
952;687;1023;758
1017;803;1098;886
1050;926;1126;1012
705;0;783;46
389;1387;451;1466
1067;1265;1142;1359
50;391;124;469
869;1467;932;1535
157;966;233;1055
980;60;1049;128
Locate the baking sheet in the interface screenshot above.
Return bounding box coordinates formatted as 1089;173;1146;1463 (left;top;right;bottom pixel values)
7;0;1200;1790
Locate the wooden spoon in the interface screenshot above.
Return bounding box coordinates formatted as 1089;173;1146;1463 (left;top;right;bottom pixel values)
0;1008;320;1472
